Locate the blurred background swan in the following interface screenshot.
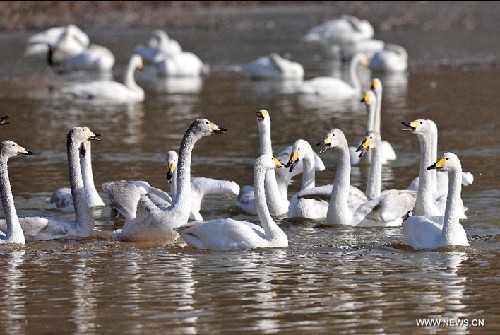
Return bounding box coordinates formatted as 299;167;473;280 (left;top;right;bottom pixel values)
369;44;408;72
237;53;304;80
24;24;89;57
135;29;182;63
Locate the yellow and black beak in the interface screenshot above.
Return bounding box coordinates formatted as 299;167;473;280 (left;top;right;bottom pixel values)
360;91;371;104
210;122;228;135
285;149;299;172
316;135;332;154
427;157;446;170
166;162;175;183
19;145;34;156
356;137;371;158
272;157;283;168
401;120;418;131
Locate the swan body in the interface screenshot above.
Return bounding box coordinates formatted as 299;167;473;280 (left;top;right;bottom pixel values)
239;53;304;80
135;29;182;63
49;140;105;211
25;25;89;57
370;44;408;72
300;129;411;227
236;110;325;216
402;120;468;218
402;153;469;250
51;44;115;73
303;15;374;45
0;127;101;241
116;119;228;243
298;53;368;98
176;156;288;250
286;139;329;219
62;54;144;102
153;51;207;78
0;141;34;245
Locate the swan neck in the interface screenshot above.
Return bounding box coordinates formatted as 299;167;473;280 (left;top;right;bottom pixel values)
68;135;95;236
258;121;273;156
349;55;362;94
327;142;352;225
254;164;279;238
301;152;316;190
413;132;435;216
442;169;463;243
375;90;382;133
366;146;382;199
80;143;101;205
124;60;140;90
0;158;22;241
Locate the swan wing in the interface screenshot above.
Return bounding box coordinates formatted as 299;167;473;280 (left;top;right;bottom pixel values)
402;215;443;250
191;177;240;197
102;180;147;220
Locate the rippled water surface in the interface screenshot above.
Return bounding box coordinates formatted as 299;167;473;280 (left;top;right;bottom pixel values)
0;4;499;334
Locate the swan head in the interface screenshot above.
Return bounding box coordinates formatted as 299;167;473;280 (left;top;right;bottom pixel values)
69;127;101;149
256;110;270;125
356;130;381;158
315;128;347;154
401;119;435;136
0;140;34;159
130;54;144;70
427;152;461;172
190;119;228;136
360;90;376;106
371;78;382;93
256;155;284;171
165;150;178;183
286;139;313;172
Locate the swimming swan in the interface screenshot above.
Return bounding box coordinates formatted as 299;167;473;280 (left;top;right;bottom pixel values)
297;53;368;98
369;44;408;73
0;127;101;241
62;54;144;103
115;119;228;243
49;140;105;211
135;29;182;63
49;44;115;74
402;119;468;218
176;155;288;250
0;141;34;245
402;153;469;250
303;15;374;45
298;129;410;226
239;53;304;80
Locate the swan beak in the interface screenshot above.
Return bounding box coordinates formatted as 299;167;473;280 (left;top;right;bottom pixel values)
356;137;371;158
316;135;332;154
360;91;371;104
256;110;268;122
210;123;228;135
0;115;9;125
285;149;299;172
371;79;380;91
427;157;446;170
166;163;175;183
272;157;283;168
401;121;417;131
19;146;34;155
89;133;101;141
361;57;369;68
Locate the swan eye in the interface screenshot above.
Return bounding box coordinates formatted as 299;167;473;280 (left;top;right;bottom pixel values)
419;121;423;124
11;143;15;147
445;158;449;160
205;121;209;125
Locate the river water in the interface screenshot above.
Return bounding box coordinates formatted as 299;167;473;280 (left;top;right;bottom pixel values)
0;3;499;334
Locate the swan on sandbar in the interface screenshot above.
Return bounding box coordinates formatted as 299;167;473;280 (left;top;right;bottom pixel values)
0;127;101;241
402;153;469;250
49;140;105;211
115;119;228;243
0;141;34;245
176;155;288;250
239;53;304;80
61;54;144;103
297;53;369;99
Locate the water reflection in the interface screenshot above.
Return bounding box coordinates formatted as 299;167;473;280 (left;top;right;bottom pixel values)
237;78;303;96
377;72;408;107
0;250;26;335
136;72;204;95
71;254;97;335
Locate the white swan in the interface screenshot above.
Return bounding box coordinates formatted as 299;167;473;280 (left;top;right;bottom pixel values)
25;24;89;57
176;155;288;250
303;15;374;45
350;83;396;165
298;129;412;227
297;53;368;98
49;140;105;211
239;53;304;80
61;54;144;103
286;139;329;219
236;110;325;216
116;119;228;243
402;153;469;250
49;44;115;73
0;141;34;245
135;29;182;63
402;119;468;218
369;44;408;73
0;127;101;241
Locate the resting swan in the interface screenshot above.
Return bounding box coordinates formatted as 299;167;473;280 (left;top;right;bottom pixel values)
0;127;101;241
176;155;288;250
298;129;411;226
0;141;34;245
115;119;228;243
135;29;182;63
49;43;115;74
25;24;89;57
402;120;468;218
402;153;469;250
61;54;144;103
297;53;368;98
369;44;408;73
239;53;304;80
49;140;105;211
303;15;374;45
236;110;325;216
